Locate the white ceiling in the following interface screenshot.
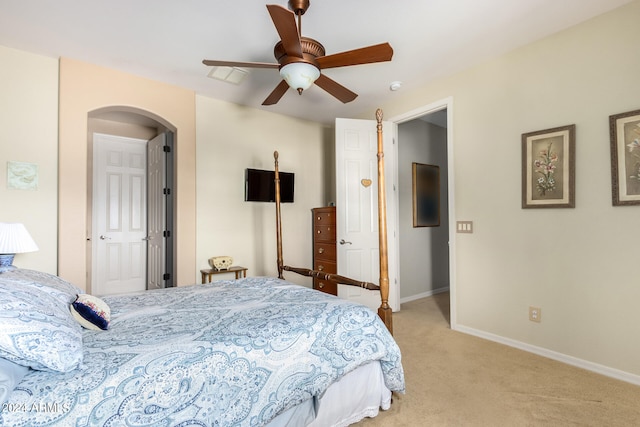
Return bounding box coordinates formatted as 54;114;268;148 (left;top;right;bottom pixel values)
0;0;631;124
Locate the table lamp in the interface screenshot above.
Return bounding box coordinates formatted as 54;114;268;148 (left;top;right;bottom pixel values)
0;223;39;272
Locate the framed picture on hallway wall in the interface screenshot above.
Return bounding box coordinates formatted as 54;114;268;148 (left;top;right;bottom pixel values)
412;163;440;227
521;124;575;209
609;108;640;206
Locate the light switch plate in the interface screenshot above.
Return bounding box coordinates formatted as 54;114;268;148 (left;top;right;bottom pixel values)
456;221;473;233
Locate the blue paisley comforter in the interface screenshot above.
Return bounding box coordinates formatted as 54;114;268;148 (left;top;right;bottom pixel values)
2;277;404;426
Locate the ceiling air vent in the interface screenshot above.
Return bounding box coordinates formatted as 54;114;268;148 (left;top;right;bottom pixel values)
207;66;249;85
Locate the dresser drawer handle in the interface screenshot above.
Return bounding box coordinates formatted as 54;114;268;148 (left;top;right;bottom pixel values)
317;216;321;221
318;247;324;254
318;265;324;271
318;282;325;289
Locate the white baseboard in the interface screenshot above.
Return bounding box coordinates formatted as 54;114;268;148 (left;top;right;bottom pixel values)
400;287;449;305
454;324;640;387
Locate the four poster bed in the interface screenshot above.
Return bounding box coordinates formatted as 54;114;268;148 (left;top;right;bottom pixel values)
0;110;402;427
274;108;394;333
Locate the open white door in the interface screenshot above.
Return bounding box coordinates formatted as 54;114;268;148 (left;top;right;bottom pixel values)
147;132;170;289
92;133;147;296
335;118;400;312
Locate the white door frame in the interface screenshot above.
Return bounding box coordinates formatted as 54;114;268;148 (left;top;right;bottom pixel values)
389;97;458;330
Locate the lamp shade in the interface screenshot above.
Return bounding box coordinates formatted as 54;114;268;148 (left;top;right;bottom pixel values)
0;223;39;254
279;62;320;93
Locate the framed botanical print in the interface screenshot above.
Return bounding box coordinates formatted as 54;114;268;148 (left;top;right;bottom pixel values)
609;109;640;206
521;124;575;209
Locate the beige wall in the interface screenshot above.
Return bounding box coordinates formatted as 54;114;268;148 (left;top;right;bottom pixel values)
0;46;58;273
58;58;197;290
195;95;331;287
379;1;640;378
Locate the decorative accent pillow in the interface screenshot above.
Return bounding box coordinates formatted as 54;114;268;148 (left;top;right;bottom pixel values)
0;357;30;405
71;294;111;330
0;280;83;373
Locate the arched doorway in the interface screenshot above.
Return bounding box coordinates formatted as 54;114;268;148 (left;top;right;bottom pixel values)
87;106;176;295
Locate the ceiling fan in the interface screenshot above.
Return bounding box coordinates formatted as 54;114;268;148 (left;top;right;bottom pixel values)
202;0;393;106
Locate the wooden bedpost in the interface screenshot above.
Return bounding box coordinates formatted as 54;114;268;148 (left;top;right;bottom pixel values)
274;151;284;279
376;109;393;334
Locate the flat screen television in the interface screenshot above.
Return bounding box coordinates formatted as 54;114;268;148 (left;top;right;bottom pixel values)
244;168;295;203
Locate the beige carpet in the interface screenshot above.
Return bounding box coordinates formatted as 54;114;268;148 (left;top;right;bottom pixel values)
357;293;640;426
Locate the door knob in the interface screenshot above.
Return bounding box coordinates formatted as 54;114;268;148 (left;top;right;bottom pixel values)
339;239;352;245
99;235;111;240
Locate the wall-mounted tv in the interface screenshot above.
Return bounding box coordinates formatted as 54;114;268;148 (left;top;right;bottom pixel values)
244;168;295;203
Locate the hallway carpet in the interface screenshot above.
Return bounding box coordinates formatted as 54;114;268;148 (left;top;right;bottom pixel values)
357;293;640;426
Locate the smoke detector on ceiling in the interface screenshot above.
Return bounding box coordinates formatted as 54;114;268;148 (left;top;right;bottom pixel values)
389;81;402;91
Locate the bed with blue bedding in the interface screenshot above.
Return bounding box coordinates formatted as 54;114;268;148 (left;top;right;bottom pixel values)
0;269;404;426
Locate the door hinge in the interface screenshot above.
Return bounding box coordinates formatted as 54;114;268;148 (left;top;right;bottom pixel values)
163;188;171;195
163;145;171;153
163;273;171;280
163;230;171;238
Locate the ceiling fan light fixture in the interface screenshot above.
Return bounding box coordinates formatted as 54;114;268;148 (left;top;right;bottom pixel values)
280;62;320;94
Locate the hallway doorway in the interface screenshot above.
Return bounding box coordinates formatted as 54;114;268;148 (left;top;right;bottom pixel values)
390;98;457;328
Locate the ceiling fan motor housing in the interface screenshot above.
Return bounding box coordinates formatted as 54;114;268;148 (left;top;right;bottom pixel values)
274;36;325;69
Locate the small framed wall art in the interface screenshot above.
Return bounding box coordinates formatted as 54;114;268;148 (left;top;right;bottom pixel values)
7;161;38;191
521;124;575;209
609;108;640;206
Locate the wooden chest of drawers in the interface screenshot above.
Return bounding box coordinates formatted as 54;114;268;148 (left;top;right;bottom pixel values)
312;206;337;295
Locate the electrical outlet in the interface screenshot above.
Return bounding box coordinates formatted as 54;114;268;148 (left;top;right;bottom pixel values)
529;306;541;323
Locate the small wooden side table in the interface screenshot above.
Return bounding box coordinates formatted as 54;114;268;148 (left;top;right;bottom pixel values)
200;266;248;284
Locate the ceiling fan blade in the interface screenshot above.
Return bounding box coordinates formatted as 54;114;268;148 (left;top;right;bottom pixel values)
316;43;393;69
314;74;357;103
202;59;279;69
262;80;290;105
266;4;303;58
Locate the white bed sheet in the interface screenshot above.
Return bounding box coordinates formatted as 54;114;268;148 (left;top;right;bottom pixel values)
269;361;391;427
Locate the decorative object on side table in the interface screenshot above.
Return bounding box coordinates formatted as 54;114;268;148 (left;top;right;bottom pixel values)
0;223;39;272
208;256;233;270
522;124;575;209
609;108;640;206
